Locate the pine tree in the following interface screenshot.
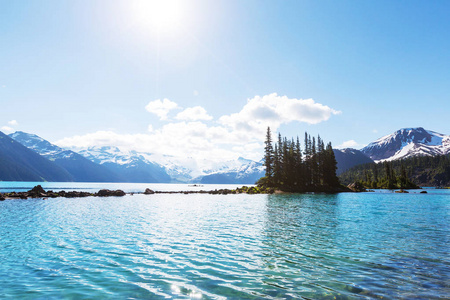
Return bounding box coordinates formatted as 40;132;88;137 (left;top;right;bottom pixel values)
323;142;339;187
273;144;280;186
264;127;274;183
311;136;318;187
304;133;311;187
400;161;407;188
317;135;325;185
295;137;303;189
258;130;340;192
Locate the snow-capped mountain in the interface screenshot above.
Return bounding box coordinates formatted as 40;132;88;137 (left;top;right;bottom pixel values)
0;131;73;182
74;146;264;184
8;131;265;184
76;146;172;183
361;127;450;162
195;157;265;184
10;131;76;160
9;132;122;182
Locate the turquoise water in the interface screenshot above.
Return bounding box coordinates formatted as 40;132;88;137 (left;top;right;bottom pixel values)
0;183;449;299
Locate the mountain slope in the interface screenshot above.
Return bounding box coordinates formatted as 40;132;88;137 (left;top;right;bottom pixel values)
0;131;74;181
75;146;265;184
333;148;374;175
76;146;172;183
195;157;265;184
339;153;450;187
362;127;450;162
10;131;122;182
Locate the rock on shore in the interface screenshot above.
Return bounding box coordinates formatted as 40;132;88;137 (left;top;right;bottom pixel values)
1;185;126;200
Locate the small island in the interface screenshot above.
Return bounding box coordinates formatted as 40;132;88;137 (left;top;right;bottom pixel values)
256;127;349;193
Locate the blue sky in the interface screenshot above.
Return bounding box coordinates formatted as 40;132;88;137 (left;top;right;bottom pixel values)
1;0;449;160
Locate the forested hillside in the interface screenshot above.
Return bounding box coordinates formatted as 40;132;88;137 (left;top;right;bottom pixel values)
339;154;450;188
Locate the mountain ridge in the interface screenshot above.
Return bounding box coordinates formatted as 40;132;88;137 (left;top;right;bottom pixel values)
0;131;74;182
9;131;123;182
361;127;450;162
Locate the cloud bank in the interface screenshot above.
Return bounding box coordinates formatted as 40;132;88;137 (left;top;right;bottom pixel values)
219;93;341;137
56;93;341;161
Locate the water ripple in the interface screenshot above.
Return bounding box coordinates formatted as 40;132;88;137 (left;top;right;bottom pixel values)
0;191;449;299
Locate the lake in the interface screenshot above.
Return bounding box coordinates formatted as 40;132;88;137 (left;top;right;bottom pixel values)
0;182;449;299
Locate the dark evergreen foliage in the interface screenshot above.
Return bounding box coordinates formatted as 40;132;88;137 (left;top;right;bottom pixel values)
258;127;341;192
338;154;450;188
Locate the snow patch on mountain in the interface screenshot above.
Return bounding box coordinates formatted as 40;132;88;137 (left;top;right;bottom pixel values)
9;131;76;160
362;127;450;162
71;145;264;183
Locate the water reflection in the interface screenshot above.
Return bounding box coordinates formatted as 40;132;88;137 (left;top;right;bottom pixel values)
258;192;450;299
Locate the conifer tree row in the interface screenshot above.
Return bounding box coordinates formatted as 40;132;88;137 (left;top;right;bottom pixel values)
258;127;341;192
339;159;429;189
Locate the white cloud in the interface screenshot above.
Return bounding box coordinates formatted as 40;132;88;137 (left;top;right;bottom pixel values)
148;124;154;132
1;126;13;133
57;93;340;163
337;140;359;149
145;98;180;120
55;120;261;162
8;120;18;126
175;106;213;121
219;93;341;136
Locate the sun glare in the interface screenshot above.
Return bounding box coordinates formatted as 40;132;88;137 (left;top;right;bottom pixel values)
132;0;184;33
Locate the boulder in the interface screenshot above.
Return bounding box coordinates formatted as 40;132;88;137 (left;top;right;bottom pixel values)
97;189;125;197
113;190;126;196
144;188;155;195
420;191;427;194
97;189;111;197
27;185;47;198
0;196;5;201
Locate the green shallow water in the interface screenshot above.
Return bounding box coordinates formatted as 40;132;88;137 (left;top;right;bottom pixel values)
0;184;449;299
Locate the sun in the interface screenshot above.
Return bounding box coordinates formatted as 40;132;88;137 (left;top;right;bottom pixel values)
132;0;184;33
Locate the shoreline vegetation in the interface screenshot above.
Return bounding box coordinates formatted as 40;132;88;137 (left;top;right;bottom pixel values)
339;154;450;189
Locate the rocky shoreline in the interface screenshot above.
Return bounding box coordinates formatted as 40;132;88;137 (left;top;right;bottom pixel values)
0;184;428;201
0;185;127;200
0;185;278;201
